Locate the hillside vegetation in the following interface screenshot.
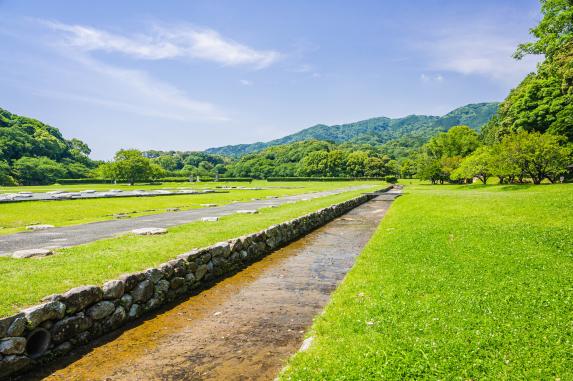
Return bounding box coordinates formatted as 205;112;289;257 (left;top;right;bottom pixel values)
0;108;96;185
206;103;499;157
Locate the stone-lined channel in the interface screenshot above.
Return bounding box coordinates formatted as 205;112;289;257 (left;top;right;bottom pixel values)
21;197;392;380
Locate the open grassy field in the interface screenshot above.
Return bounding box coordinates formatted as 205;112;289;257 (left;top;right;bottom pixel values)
281;183;573;380
0;186;380;317
0;181;381;235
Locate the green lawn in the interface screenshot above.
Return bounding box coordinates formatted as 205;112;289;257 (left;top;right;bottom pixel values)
281;183;573;380
0;181;378;235
0;186;380;317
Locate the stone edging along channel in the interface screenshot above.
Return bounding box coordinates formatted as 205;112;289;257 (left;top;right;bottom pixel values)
0;187;389;378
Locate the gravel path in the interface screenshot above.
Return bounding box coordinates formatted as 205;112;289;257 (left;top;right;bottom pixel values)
0;185;373;256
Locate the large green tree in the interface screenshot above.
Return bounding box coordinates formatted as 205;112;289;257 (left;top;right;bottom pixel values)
483;0;573;142
100;149;164;185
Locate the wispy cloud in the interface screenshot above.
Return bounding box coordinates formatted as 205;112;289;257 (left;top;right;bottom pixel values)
416;26;541;83
239;79;253;86
420;73;444;83
45;21;281;69
39;54;228;122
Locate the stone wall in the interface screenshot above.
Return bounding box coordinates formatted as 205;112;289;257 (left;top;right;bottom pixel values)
0;190;385;379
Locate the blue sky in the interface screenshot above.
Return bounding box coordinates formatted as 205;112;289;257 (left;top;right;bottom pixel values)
0;0;542;159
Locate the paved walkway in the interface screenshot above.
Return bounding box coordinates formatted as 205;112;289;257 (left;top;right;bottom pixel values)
0;185;374;256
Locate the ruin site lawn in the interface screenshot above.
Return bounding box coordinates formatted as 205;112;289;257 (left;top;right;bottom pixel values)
0;186;380;317
281;183;573;380
0;180;381;235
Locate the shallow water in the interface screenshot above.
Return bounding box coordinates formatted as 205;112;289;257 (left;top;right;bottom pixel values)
26;198;391;381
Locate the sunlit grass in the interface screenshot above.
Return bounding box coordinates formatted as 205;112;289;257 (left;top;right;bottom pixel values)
0;187;378;317
281;183;573;380
0;181;380;235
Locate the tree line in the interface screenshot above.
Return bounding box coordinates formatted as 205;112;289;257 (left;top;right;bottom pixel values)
0;0;570;186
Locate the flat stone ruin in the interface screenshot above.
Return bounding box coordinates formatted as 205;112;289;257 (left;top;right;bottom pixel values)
0;186;392;378
131;228;168;236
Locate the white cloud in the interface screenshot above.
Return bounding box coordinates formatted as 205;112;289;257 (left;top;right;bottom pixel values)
239;79;253;86
416;26;541;83
45;21;281;69
420;73;444;83
22;52;228;122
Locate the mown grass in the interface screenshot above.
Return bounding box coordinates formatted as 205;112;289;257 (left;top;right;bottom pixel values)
0;186;380;317
281;183;573;380
0;181;378;235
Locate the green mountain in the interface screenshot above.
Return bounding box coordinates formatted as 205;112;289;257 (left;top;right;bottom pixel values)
206;103;499;157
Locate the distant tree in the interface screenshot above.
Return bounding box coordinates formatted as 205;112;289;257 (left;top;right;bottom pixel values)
400;159;417;178
346;151;369;177
499;131;571;184
416;125;480;183
452;147;494;184
0;160;16;185
416;154;445;184
154;155;181;172
364;157;387;177
513;0;573;60
489;144;521;184
104;149;155;185
13;157;66;185
483;0;573;143
68;138;91;156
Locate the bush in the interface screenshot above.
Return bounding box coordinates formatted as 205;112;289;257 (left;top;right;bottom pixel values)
384;175;398;184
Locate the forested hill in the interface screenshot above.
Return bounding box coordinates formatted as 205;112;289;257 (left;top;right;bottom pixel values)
206;102;499;157
0;107;95;185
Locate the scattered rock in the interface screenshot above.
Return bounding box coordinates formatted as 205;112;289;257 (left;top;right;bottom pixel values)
60;286;103;314
25;224;55;231
299;336;314;352
131;280;154;303
169;277;185;290
0;338;26;355
12;249;53;259
131;227;167;236
195;264;208;281
102;280;125;300
6;318;26;337
119;294;133;311
51;314;93;343
22;301;66;330
87;301;115;320
0;355;31;378
103;307;126;330
236;210;258;214
0;315;23;338
114;213;130;219
200;204;217;207
201;216;219;222
166;208;180;212
128;304;142;319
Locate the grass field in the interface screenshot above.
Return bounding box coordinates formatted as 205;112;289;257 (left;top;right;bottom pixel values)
0;186;380;317
0;181;379;235
281;183;573;380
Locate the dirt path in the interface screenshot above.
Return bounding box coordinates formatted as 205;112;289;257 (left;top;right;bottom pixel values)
23;197;392;381
0;185;373;256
